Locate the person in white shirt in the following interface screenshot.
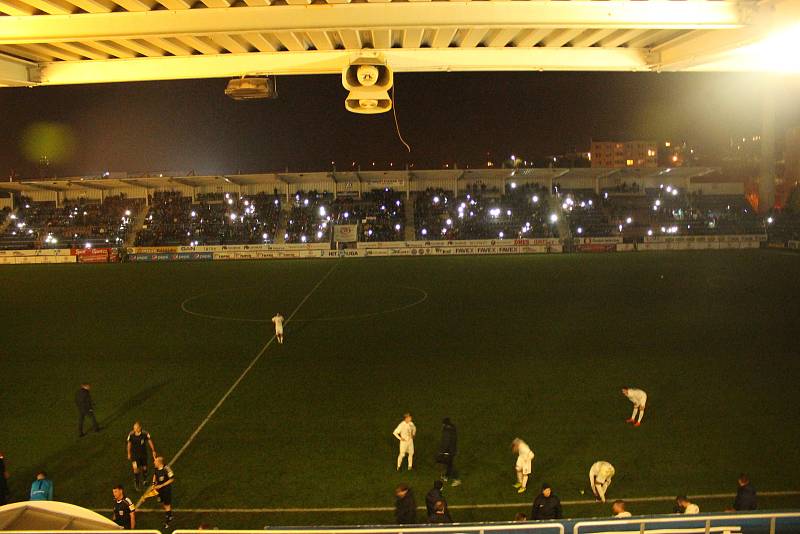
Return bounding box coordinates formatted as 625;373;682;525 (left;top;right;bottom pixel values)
393;413;416;471
589;461;616;503
272;313;285;344
677;495;700;514
622;387;647;427
612;500;631;518
511;438;535;494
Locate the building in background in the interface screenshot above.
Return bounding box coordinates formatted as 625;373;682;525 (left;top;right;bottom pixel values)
590;141;657;168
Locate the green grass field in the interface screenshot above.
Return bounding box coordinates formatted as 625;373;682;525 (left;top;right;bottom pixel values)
1;250;799;530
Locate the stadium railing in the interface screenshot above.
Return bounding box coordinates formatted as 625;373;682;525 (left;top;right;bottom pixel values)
175;524;565;534
570;511;800;533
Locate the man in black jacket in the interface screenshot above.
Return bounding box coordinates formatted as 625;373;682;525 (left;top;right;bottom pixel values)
436;418;460;486
531;483;563;520
75;383;100;437
394;484;417;524
425;480;450;521
733;474;757;511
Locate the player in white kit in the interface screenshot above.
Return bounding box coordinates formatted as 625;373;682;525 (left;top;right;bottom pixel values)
622;387;647;427
393;413;416;471
511;438;535;494
589;461;616;503
272;313;285;344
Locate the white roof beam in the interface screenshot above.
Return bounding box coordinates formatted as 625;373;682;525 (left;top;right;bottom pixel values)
401;28;423;49
52;41;110;59
571;28;616;48
0;1;752;44
156;0;192;9
306;31;334;51
210;34;249;53
599;29;647;48
175;35;222;54
148;37;195;55
0;0;36;15
37;47;649;85
542;28;584;47
19;42;81;60
486;28;519;48
241;32;277;52
513;28;551;48
338;29;362;49
274;32;306;51
455;28;489;48
63;0;114;12
0;54;35;86
83;40;137;58
22;0;74;14
430;28;457;48
0;44;52;62
117;38;165;56
371;29;392;49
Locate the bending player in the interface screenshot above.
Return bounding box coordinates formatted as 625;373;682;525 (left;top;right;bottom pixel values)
589;460;616;503
272;312;285;344
622;387;647;427
512;438;535;494
127;421;157;491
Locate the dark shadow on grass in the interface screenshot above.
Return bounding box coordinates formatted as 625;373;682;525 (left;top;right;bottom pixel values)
100;380;168;427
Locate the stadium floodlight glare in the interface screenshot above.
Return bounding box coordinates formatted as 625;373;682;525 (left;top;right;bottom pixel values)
316;231;323;239
446;219;452;226
367;229;373;236
262;233;268;239
767;217;774;224
577;227;583;234
666;186;673;193
395;224;401;231
532;195;539;203
301;235;307;243
227;198;234;205
230;213;237;221
626;217;633;224
661;226;667;233
319;206;326;217
421;228;428;236
618;224;623;232
433;196;440;204
344;212;350;219
125;210;131;216
672;189;679;196
498;231;504;238
395;200;401;207
510;182;517;189
191;211;197;218
655;199;661;207
85;242;92;248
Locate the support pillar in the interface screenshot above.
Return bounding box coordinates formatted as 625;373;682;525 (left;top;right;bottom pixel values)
759;76;776;214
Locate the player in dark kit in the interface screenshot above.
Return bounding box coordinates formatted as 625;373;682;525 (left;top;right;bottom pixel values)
152;456;175;528
111;485;136;529
127;422;157;491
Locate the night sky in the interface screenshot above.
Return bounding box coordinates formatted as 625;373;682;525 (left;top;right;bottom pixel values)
1;71;799;178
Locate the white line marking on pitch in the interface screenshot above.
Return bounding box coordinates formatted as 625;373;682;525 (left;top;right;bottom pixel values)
180;285;428;323
123;491;800;513
137;262;339;507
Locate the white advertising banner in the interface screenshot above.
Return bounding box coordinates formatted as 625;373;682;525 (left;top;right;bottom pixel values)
358;238;561;250
0;248;73;257
333;225;358;243
0;255;76;264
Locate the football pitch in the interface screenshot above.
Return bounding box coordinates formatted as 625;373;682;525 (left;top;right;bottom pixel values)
1;250;799;529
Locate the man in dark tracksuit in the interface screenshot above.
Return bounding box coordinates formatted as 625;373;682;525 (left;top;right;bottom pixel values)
75;383;100;437
437;417;460;485
425;480;450;522
733;474;757;511
394;484;417;524
531;483;563;520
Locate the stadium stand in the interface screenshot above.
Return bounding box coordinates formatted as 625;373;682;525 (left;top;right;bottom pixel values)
768;212;800;242
563;186;763;239
284;189;406;244
413;183;556;240
135;191;281;246
0;195;142;250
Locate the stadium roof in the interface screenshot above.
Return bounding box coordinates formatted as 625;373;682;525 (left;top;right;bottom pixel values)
0;0;798;87
0;167;723;191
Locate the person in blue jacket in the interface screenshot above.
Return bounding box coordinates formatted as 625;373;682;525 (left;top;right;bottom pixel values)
30;471;53;501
